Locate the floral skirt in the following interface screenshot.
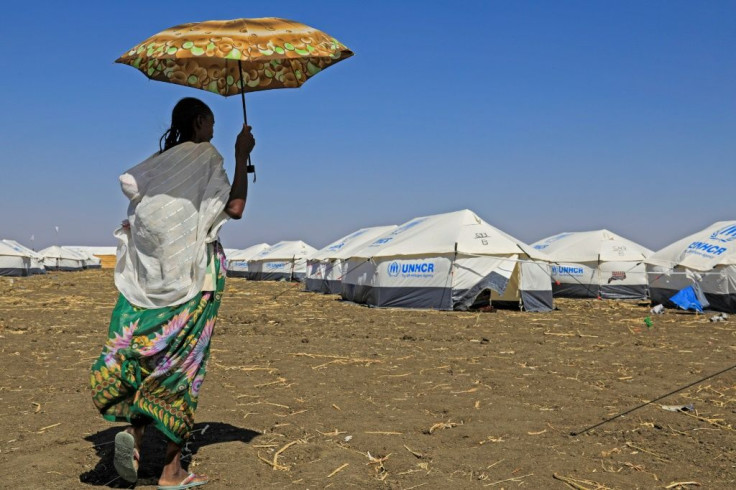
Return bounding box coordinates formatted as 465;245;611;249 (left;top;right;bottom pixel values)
90;244;226;444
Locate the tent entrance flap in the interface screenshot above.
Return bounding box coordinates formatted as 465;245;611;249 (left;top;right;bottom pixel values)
519;261;554;312
451;255;517;310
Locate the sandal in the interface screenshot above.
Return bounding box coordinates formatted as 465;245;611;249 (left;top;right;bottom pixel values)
157;472;209;489
113;430;140;483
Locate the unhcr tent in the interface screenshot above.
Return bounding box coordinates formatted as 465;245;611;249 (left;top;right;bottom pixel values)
248;241;317;282
306;225;397;294
226;243;270;278
66;246;116;268
532;230;653;299
64;247;103;269
39;246;85;271
341;209;553;311
646;221;736;313
1;239;45;275
0;241;31;276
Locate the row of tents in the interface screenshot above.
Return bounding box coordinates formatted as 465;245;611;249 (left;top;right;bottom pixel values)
0;242;114;275
4;211;733;313
225;210;736;314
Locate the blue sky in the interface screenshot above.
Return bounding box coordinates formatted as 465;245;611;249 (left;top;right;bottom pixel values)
1;1;734;251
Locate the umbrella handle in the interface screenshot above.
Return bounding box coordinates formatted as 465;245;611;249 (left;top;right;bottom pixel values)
239;60;256;183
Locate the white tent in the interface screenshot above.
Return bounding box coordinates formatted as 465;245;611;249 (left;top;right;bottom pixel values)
79;246;117;268
306;226;397;294
1;239;45;275
341;209;553;311
248;241;317;282
0;241;31;276
64;247;103;269
226;243;270;278
646;221;736;313
531;230;653;299
38;246;85;271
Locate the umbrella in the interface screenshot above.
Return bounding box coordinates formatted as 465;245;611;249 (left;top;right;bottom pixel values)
116;17;353;178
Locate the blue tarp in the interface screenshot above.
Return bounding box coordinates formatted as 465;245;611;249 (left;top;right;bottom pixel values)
669;286;707;313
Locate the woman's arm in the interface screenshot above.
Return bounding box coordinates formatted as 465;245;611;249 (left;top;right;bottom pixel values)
225;125;256;219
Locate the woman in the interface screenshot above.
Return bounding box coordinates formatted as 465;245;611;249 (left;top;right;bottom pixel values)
90;97;254;489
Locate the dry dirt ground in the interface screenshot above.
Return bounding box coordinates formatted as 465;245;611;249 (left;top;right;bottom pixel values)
0;270;735;489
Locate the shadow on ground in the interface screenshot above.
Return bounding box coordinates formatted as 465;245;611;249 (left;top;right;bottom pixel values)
79;422;259;487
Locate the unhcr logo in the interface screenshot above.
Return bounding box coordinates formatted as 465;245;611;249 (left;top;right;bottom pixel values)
387;261;435;278
536;233;572;250
387;261;400;277
401;263;435;274
369;237;393;248
394;219;426;234
686;242;726;256
551;265;584;276
709;224;736;243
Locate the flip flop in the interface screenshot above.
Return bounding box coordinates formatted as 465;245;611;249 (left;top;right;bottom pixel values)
113;431;139;483
157;473;208;490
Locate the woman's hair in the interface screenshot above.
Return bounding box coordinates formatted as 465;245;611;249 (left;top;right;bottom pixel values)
159;97;213;153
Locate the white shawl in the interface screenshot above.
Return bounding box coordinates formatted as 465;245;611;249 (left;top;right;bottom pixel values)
114;142;231;308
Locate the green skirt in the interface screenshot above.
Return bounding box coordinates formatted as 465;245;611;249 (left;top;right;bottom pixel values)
90;244;226;444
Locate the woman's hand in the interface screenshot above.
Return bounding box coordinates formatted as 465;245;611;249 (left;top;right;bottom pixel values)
227;125;255;219
235;124;255;164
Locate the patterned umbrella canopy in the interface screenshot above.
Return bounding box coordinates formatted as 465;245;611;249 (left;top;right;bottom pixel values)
117;18;352;181
116;17;353;96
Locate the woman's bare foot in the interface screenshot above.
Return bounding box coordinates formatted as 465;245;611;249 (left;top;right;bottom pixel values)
158;441;208;487
158;471;208;487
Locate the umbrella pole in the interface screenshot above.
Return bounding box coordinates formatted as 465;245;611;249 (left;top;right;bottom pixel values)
238;60;248;125
238;60;256;182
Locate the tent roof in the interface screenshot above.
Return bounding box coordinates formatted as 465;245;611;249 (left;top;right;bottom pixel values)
38;246;87;260
228;243;271;260
1;239;40;258
646;221;736;271
309;226;398;261
349;209;545;260
63;246;97;260
66;246;117;256
532;229;653;262
250;240;317;261
0;241;28;257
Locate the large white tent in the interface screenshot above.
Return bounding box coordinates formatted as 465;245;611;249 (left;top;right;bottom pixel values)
646;221;736;313
67;246;116;268
341;209;553;311
532;230;653;299
306;225;397;294
226;243;270;278
0;241;31;276
64;247;102;269
38;246;85;271
1;239;45;275
248;241;317;282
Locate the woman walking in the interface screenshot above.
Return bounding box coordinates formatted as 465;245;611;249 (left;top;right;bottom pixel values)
90;97;255;489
